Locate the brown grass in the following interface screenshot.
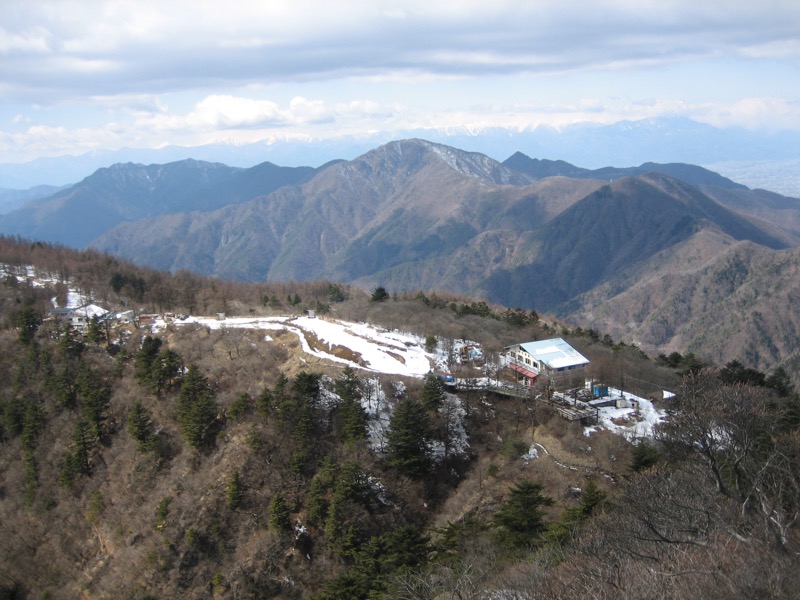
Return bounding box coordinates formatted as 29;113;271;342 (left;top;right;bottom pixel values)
302;329;365;366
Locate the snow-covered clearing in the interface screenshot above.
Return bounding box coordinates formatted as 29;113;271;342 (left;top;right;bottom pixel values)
161;314;435;378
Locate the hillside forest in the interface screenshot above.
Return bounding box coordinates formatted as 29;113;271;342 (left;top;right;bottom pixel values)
0;237;799;599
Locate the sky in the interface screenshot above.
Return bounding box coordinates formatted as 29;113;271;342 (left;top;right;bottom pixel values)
1;0;799;165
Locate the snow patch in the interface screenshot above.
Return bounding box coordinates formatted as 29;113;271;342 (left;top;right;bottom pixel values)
584;387;668;440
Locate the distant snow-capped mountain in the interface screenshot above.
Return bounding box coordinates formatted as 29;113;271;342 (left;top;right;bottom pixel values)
2;117;799;195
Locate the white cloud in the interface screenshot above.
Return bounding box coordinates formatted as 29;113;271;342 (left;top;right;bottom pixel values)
700;98;800;132
0;25;52;53
1;1;799;162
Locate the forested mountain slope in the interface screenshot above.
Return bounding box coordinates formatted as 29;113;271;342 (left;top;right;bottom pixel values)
0;239;798;599
0;159;318;247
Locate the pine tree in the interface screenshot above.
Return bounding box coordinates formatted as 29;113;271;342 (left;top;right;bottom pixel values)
256;386;273;417
324;494;358;556
46;365;78;409
20;398;43;453
630;442;660;472
370;286;390;302
150;348;182;396
76;361;110;435
269;492;292;534
293;371;321;402
335;366;360;402
340;399;368;446
306;455;337;526
57;323;85;358
70;419;93;476
15;306;41;344
545;480;606;544
385;399;432;478
2;397;25;439
127;401;156;452
177;364;218;450
228;392;252;419
421;372;445;411
336;367;367;445
274;373;295;424
226;470;244;510
155;496;172;531
493;480;553;549
766;366;793;397
60;418;94;486
86;315;106;346
134;336;162;385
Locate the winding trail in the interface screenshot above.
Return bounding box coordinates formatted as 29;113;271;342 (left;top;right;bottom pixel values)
531;441;618;485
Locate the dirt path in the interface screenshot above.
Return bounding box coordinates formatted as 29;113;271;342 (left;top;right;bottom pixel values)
531;430;618;484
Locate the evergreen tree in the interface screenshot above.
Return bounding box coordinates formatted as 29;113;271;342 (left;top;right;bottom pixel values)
370;286;390;302
306;476;330;527
256;386;273;417
335;461;374;507
293;371;321;402
421;372;445;411
149;348;182;396
335;366;360;402
226;470;244;510
15;306;41;344
336;367;367;445
385;399;432;478
57;324;85;358
630;442;660;472
720;359;766;387
70;419;93;476
2;397;25;439
274;373;295;425
22;453;38;507
545;480;606;544
306;455;337;526
228;392;252;419
269;492;292;534
112;348;129;379
319;525;430;599
86;315;106;346
135;336;162;385
20;398;43;453
177;364;218;450
362;525;430;577
493;480;553;549
46;365;78;409
340;399;368;446
76;361;111;435
155;496;172;531
60;418;94;486
324;494;360;556
766;366;793;397
424;335;438;353
127;401;156;452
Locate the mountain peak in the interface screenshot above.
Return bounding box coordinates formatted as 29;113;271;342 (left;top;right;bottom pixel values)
359;139;532;186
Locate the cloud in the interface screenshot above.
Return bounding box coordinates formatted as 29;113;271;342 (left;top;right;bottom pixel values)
0;24;52;54
700;98;800;131
3;1;798;101
137;94;337;133
1;1;799;162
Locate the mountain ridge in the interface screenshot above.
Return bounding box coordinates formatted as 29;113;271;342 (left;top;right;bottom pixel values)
2;138;799;370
